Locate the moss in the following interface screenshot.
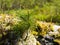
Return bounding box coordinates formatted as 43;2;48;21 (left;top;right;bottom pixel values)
36;41;41;45
31;31;38;35
54;39;60;45
36;21;54;36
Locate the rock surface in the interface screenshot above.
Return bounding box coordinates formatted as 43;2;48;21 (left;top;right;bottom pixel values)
18;30;37;45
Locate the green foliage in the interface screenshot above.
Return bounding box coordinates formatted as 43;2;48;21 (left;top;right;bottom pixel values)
12;11;36;37
0;0;59;10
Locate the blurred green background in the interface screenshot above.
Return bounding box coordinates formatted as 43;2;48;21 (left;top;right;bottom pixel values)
0;0;60;23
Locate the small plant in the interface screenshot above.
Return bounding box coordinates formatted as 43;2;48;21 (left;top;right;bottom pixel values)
13;11;36;38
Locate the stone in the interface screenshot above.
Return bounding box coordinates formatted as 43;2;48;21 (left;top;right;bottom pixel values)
18;30;37;45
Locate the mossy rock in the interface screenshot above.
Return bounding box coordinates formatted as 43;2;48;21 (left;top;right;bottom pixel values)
54;39;60;45
31;30;38;35
36;21;54;36
36;41;41;45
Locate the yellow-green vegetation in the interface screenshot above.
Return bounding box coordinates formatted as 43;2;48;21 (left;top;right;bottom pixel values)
54;39;60;45
36;41;41;45
31;30;38;36
36;21;54;36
